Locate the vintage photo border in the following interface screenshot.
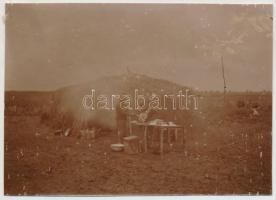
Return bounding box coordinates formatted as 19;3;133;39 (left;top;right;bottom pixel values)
0;0;274;199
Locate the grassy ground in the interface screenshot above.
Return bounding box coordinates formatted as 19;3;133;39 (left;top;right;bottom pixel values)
4;96;272;195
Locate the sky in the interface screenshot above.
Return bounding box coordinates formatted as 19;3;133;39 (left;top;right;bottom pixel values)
5;4;273;91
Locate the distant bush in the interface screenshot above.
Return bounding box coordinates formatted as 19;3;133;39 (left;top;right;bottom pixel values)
251;102;260;108
40;112;50;123
50;111;75;130
236;100;245;108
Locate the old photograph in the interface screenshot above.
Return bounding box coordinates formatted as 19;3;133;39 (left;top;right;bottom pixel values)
4;3;272;195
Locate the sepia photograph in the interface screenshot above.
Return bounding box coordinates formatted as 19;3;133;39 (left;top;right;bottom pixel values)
3;2;273;196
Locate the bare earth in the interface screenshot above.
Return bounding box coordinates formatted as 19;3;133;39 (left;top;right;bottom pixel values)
4;107;271;195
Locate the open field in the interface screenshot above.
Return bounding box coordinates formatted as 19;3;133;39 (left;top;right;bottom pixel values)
4;91;272;195
4;3;272;196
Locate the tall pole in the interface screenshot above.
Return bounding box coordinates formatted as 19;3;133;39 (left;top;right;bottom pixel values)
221;55;227;103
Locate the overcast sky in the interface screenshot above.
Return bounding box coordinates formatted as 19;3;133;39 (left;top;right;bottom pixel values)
5;4;272;91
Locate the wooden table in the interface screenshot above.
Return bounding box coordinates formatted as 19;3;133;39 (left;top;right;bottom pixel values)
130;121;185;157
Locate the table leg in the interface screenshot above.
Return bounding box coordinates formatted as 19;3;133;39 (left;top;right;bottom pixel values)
182;128;185;149
160;128;164;158
175;128;178;141
150;127;155;147
168;128;171;144
144;126;148;153
129;122;132;136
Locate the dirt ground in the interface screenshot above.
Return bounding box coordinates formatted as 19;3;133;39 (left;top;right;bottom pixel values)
4;106;272;195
